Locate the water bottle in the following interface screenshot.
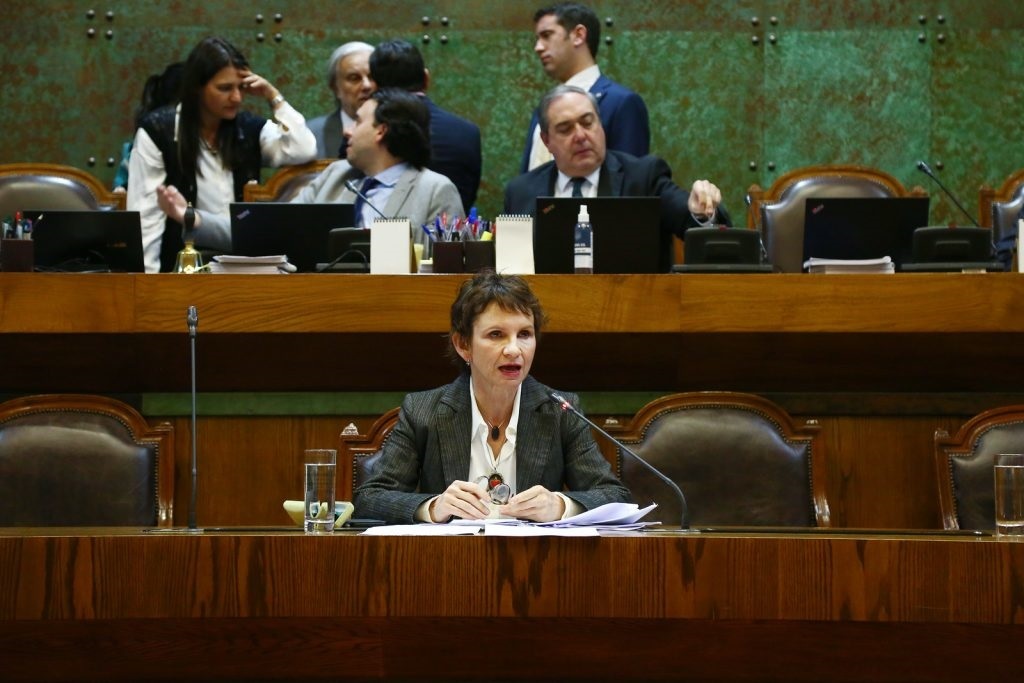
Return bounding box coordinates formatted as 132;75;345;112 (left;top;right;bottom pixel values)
573;203;592;273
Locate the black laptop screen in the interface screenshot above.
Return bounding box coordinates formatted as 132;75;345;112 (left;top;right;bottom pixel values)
802;197;930;269
230;202;355;272
26;209;145;272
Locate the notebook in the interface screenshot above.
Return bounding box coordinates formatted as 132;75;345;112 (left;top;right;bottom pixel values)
25;210;145;272
532;197;664;274
229;202;355;272
801;197;930;271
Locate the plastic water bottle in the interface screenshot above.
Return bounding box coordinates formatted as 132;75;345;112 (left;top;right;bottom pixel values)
573;203;592;273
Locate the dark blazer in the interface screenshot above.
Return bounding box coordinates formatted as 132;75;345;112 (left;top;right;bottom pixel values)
520;74;650;173
504;150;732;272
424;96;482;212
353;373;631;524
307;107;346;159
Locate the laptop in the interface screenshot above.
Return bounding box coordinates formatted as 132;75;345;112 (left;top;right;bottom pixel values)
26;210;145;272
533;196;664;274
229;202;354;272
802;197;931;271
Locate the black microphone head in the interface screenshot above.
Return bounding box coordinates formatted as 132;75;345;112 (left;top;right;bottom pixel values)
549;392;571;409
187;305;198;327
916;160;932;174
344;179;359;193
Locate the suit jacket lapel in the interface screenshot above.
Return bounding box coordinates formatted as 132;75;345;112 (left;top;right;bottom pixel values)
383;167;419;219
514;377;556;493
598;152;624;196
436;375;473;486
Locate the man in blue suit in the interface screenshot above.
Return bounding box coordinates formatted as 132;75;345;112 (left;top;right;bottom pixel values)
369;39;482;213
521;2;649;172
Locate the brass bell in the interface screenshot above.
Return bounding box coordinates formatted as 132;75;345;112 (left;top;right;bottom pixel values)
174;203;204;274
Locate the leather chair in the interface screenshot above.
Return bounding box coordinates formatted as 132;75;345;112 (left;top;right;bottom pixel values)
934;405;1024;531
243;159;336;202
747;164;927;273
978;168;1024;248
0;163;126;216
341;408;399;500
0;394;174;527
611;392;830;527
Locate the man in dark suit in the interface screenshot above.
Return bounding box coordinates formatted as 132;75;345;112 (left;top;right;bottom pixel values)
307;41;374;159
505;84;730;270
521;2;649;172
369;39;482;212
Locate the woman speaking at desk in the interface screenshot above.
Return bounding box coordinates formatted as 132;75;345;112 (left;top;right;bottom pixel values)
354;271;631;524
127;36;316;272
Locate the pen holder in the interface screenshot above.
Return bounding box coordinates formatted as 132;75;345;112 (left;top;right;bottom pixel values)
463;241;496;273
432;241;465;273
1;239;34;272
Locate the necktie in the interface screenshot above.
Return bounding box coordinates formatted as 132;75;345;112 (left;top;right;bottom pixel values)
571;177;586;198
353;176;380;228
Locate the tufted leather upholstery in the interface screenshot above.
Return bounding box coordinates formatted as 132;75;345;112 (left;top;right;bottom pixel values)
243;159;336;202
747;164;927;273
0;163;125;217
342;408;399;499
612;392;830;527
0;395;174;527
934;406;1024;530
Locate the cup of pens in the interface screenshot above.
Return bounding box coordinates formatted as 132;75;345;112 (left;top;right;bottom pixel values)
422;211;493;274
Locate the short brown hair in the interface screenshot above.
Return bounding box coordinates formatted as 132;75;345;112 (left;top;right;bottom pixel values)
448;270;547;366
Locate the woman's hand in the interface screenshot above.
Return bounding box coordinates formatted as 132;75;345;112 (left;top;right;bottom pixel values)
430;480;490;522
504;485;565;523
239;70;281;106
156;185;199;227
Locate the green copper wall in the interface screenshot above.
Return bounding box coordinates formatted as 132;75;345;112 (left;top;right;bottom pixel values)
4;0;1023;224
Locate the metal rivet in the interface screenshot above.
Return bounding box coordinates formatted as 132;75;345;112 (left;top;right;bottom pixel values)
936;161;944;170
441;16;449;26
918;15;927;24
439;34;448;45
86;27;96;38
751;16;760;26
106;157;116;167
274;13;282;22
87;157;96;167
918;33;926;43
422;34;430;44
937;14;946;24
105;29;113;39
769;16;778;25
605;17;613;27
86;9;95;19
768;33;776;44
256;32;265;42
751;35;760;45
255;13;263;23
767;161;776;171
274;32;283;42
605;36;613;45
105;10;114;21
421;16;430;26
749;161;758;171
937;33;946;43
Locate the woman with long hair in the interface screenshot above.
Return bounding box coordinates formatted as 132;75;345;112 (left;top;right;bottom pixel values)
127;36;315;272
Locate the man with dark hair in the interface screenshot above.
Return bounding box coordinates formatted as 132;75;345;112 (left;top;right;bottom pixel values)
505;85;729;272
293;88;462;254
521;2;649;172
370;39;482;211
307;41;375;158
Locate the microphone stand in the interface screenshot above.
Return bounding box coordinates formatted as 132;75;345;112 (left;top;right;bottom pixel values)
550;392;690;529
187;305;201;532
345;178;389;220
916;161;980;227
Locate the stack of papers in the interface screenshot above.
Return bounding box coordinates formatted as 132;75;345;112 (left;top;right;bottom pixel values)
209;254;297;274
803;256;894;274
361;502;659;537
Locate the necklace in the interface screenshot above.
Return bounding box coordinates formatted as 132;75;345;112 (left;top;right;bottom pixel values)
485;419;502;441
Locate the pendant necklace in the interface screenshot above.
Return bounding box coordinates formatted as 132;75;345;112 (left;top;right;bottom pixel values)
485;419;501;441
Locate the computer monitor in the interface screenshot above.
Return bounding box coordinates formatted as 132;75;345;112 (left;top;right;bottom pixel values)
532;196;664;273
26;210;145;272
229;202;355;272
801;196;930;271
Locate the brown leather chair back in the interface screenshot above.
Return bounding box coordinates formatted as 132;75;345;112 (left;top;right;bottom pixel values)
979;169;1024;246
747;164;926;273
341;408;399;500
0;163;126;216
613;392;830;527
0;395;174;526
934;405;1024;530
244;160;336;202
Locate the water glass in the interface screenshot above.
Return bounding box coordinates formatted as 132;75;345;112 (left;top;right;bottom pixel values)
994;454;1024;536
304;449;337;534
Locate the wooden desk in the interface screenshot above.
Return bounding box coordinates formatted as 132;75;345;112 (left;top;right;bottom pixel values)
1;272;1022;392
0;530;1020;681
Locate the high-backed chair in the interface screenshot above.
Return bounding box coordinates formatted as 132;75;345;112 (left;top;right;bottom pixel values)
0;394;174;527
933;405;1024;531
0;163;126;216
747;164;927;273
340;408;399;501
978;168;1024;248
243;159;336;202
612;392;830;527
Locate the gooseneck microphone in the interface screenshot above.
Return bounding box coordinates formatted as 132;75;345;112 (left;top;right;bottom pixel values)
344;178;388;220
187;305;200;531
915;160;980;227
549;392;690;529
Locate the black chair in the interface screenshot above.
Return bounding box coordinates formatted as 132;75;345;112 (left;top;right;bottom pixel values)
611;392;830;527
0;394;174;526
341;408;399;500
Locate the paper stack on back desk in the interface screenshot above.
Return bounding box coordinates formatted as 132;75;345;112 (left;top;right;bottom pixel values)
209;254;296;274
803;256;894;274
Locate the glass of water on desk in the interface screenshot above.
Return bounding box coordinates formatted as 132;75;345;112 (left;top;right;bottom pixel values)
995;454;1024;537
304;449;337;533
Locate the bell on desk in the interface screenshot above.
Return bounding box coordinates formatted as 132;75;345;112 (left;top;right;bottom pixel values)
174;203;204;274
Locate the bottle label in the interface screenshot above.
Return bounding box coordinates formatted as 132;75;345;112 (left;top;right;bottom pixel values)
574;222;592;273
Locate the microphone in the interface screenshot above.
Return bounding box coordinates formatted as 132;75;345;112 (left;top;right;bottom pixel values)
186;305;200;531
916;160;980;227
344;178;388;220
549;392;689;529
